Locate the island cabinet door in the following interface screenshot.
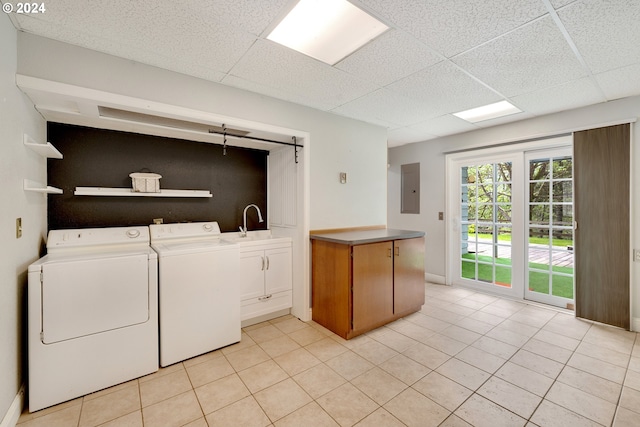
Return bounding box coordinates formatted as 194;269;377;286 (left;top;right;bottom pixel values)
393;237;426;315
352;241;394;332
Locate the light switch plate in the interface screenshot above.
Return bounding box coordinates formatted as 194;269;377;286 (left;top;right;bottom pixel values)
16;218;22;238
339;172;347;184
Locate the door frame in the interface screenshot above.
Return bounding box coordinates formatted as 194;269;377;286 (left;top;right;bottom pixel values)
445;136;573;300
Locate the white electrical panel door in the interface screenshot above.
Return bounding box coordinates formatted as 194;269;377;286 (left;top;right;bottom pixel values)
41;254;150;344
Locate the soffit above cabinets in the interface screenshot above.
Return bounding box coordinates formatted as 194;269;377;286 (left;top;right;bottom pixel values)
8;0;640;147
16;75;299;152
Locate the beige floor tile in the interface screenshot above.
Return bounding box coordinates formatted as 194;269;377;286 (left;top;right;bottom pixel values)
522;338;573;364
484;326;530;347
463;291;498;305
371;328;418;352
477;376;541;419
18;397;82;423
567;352;627;383
479;304;518;319
258;335;301;358
237;359;289;393
613;406;640;427
454;317;494;335
182;349;224;368
455;394;526;427
354;407;404;427
330;332;373;350
225;344;271;371
100;410;143;427
292;363;346;399
205;396;270;427
406;313;452;332
508;306;555;328
351;339;399;365
557;365;622;404
453;297;491;311
455;345;506;374
422;333;467;356
139;369;193;407
625;369;640;391
351;367;408;405
306;320;336;337
582;324;636;354
384;387;450;427
619;386;640;413
402;342;450;370
467;310;504;326
532;329;580;351
185;354;235;388
17;405;82;427
412;371;472;411
423;307;465;324
288;325;326;346
325;350;374;380
253;378;313;422
471;336;519;359
494;362;554;397
577;340;631;367
245;324;286;344
220;332;256;355
497;318;540;338
545;381;617;426
542;316;591;341
273;347;321;376
304;337;348;361
438;302;476;317
510;349;564;379
79;382;140;427
440;325;481;345
139;363;183;384
317;383;378;426
183;417;208;427
271;317;309;334
435;358;491;391
84;379;140;401
378;353;431;385
628;356;640;373
439;414;473;427
274;401;338;427
142;390;202;427
386;320;436;343
195;374;250;414
530;399;602;427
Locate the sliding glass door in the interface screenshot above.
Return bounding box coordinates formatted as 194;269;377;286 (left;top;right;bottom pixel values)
448;137;573;308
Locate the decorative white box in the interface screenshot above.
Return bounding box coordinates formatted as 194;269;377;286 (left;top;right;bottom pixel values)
129;172;162;193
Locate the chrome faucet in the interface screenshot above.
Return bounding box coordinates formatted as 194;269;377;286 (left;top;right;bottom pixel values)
239;204;263;237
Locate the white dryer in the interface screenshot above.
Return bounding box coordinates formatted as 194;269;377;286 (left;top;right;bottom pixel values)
150;221;240;367
28;226;158;412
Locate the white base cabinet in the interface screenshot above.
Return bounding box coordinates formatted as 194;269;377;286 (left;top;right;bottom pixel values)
239;240;292;321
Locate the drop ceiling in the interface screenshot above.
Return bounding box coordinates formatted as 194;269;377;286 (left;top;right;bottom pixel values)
5;0;640;147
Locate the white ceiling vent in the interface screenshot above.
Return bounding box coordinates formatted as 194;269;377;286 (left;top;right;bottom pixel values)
98;106;250;137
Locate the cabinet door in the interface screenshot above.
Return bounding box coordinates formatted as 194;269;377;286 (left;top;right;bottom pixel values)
265;246;292;295
393;237;425;314
352;241;393;332
239;250;266;300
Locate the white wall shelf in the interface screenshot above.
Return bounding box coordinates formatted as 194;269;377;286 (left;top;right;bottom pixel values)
23;134;63;159
24;179;63;194
74;187;212;198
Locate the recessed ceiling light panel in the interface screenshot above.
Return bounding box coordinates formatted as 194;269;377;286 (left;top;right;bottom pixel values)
453;100;522;123
267;0;389;65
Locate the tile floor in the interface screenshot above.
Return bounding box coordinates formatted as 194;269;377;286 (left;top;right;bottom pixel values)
17;283;640;427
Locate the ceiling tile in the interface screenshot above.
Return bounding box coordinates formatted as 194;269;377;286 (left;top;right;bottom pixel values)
558;0;640;74
387;127;438;147
400;115;481;138
227;39;379;110
386;61;502;116
335;29;442;87
548;0;579;8
331;88;446;128
510;77;605;116
358;0;547;57
472;110;535;128
595;63;640;101
452;16;587;97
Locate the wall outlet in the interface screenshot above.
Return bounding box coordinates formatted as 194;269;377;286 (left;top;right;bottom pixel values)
438;212;444;221
153;218;163;224
339;172;347;184
16;218;22;238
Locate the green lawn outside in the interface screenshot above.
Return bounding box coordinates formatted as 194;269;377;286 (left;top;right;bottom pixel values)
473;233;573;248
461;253;574;298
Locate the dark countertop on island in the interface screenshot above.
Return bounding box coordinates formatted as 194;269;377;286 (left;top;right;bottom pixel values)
310;228;425;245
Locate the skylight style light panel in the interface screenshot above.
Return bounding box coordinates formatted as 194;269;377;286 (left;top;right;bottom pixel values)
267;0;389;65
453;100;522;123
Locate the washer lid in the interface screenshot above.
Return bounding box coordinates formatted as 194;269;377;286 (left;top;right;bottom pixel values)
150;221;221;243
152;238;237;254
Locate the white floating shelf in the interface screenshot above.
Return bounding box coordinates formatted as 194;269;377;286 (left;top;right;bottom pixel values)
24;134;63;159
74;187;212;198
24;179;63;194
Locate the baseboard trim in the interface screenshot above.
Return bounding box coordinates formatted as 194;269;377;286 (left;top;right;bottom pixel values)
632;317;640;332
0;385;24;427
425;273;446;285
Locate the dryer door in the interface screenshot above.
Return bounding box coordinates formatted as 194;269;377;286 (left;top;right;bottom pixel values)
41;254;149;344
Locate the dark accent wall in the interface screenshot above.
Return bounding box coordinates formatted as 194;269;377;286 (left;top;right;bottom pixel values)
47;123;268;232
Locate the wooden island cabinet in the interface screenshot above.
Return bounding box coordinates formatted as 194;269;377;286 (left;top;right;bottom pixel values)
310;229;425;339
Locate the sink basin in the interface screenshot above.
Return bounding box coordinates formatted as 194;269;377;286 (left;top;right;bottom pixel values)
221;231;290;246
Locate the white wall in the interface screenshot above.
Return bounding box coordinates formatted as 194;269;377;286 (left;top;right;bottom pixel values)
388;96;640;329
17;32;388;231
0;16;47;422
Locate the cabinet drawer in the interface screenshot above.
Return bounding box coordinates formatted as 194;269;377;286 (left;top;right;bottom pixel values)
241;290;292;321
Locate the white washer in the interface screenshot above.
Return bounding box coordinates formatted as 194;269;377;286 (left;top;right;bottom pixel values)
28;226;158;412
150;221;240;367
